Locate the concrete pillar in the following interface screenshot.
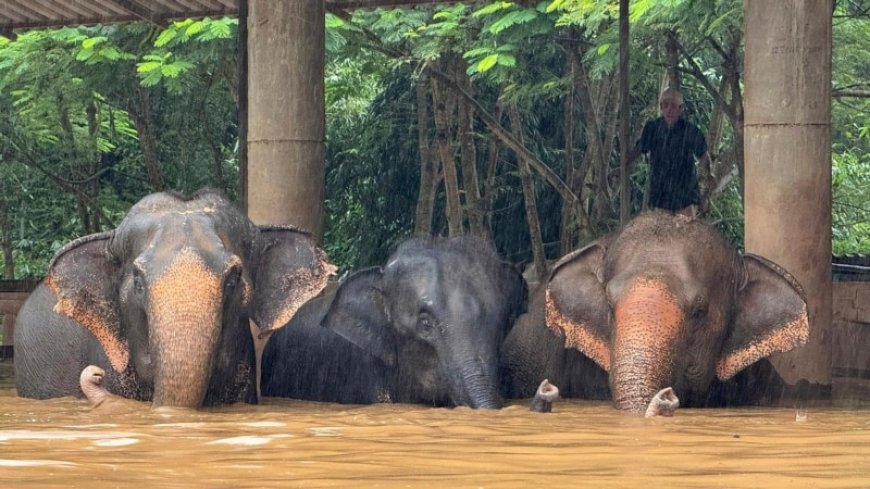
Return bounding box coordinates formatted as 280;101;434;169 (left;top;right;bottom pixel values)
744;0;832;393
247;0;325;238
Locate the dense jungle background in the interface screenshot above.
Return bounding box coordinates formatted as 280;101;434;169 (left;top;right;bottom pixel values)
0;0;868;280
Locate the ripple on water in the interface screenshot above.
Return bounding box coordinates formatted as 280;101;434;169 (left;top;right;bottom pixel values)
206;435;273;446
93;438;140;447
0;430;141;442
0;459;78;467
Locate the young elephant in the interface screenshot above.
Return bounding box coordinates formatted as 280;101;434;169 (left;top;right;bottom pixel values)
261;237;527;409
14;189;334;408
502;211;808;413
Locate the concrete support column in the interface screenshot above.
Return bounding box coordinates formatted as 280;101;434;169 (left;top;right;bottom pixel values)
247;0;326;238
744;0;832;392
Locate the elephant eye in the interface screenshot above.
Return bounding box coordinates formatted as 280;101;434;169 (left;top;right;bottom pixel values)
418;310;435;331
132;269;146;295
224;267;241;293
690;304;707;321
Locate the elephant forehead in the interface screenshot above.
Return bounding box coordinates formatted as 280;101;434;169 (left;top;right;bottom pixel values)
150;248;224;310
609;247;692;281
614;278;685;346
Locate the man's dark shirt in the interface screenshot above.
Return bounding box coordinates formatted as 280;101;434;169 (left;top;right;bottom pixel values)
637;117;707;211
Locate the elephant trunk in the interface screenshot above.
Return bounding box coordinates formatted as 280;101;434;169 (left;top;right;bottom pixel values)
611;278;684;413
456;370;502;409
449;351;503;409
148;249;225;408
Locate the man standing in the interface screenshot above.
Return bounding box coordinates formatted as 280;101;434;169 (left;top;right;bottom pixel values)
627;87;710;218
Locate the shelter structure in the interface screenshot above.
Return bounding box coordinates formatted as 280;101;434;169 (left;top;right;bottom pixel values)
744;0;833;396
1;0;836;396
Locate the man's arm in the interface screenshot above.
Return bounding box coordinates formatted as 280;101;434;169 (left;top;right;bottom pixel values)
626;144;644;174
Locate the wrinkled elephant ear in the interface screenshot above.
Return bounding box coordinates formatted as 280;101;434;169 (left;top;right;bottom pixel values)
716;254;810;380
546;241;612;371
45;232;130;373
320;267;396;367
252;226;336;334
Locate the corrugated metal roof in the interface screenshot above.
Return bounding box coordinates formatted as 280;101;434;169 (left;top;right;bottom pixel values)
0;0;448;33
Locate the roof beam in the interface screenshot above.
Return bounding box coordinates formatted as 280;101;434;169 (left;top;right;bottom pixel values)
110;0;163;26
327;0;459;8
0;0;476;32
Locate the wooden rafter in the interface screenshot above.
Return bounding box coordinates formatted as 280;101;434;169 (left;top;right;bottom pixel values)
0;0;467;32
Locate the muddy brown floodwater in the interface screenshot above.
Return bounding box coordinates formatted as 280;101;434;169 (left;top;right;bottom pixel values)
1;368;869;488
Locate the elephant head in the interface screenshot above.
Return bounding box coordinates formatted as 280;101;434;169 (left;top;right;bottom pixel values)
321;237;527;409
546;211;808;413
45;189;334;407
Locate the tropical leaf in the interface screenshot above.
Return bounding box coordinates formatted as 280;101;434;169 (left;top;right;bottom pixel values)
488;10;539;35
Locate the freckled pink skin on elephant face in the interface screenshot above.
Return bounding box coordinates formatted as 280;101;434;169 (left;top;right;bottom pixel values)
611;278;685;412
146;248;227;407
18;190;334;408
545;210;809;413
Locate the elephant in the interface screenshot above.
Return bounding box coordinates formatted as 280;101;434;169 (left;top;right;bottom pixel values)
261;236;528;409
14;189;334;408
502;210;809;413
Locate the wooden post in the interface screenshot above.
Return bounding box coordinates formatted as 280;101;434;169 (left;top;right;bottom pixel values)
744;0;832;394
247;0;326;238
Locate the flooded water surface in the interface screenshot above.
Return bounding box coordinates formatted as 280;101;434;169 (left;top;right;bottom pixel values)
2;381;869;488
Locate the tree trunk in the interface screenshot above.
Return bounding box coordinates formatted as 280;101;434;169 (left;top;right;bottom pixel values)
238;0;249;211
728;45;746;202
431;75;463;237
508;104;547;282
698;75;728;209
414;74;437;236
457;67;485;237
618;0;631;224
197;73;225;190
560;45;577;256
570;45;614;226
675;30;746;203
664;30;682;90
85;101;108;231
428;70;576;207
481;99;503;233
0;193;12;279
129;85;165;191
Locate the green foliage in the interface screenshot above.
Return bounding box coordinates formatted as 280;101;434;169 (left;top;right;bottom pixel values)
832;147;870;255
1;2;869;280
831;5;870;254
0;20;241;277
324;72;418;272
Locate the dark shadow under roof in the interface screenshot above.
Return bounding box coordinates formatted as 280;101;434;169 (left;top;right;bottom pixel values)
0;0;448;33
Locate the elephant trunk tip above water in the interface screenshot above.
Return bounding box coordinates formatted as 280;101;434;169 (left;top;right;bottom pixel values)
15;188;335;409
508;210;810;414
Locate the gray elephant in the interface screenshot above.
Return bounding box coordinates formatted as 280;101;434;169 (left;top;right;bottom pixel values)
14;189;334;408
261;237;527;409
502;211;808;413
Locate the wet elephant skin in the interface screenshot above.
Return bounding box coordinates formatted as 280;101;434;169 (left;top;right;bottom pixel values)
502;210;808;413
14;189;334;408
261;236;527;409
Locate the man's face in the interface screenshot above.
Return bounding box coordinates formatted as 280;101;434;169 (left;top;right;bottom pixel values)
660;97;682;127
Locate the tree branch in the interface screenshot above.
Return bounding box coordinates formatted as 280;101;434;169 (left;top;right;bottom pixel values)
833;89;870;98
672;35;737;122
